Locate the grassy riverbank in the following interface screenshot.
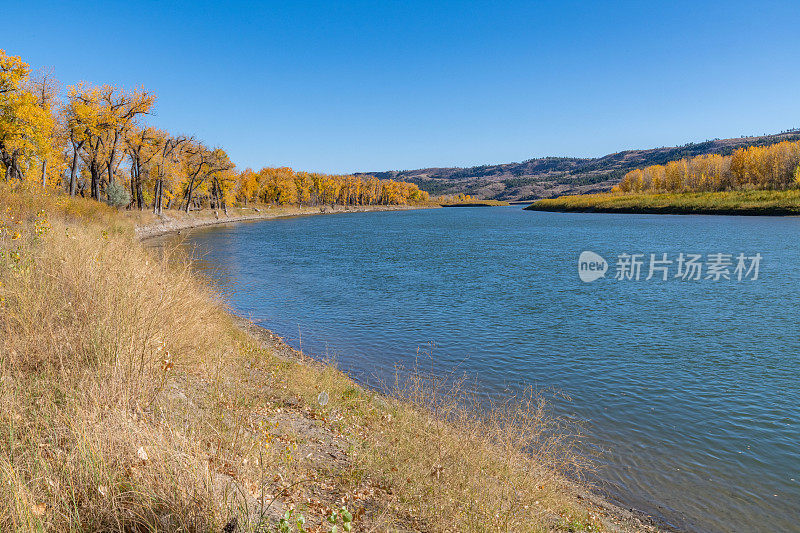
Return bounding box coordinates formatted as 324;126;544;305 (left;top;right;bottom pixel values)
0;184;658;532
526;190;800;216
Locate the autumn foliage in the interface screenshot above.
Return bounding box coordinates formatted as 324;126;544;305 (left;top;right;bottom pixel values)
613;140;800;194
236;167;428;207
0;49;428;212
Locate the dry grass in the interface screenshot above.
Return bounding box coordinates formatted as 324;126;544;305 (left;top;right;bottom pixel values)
1;183;232;530
0;183;641;532
364;358;592;531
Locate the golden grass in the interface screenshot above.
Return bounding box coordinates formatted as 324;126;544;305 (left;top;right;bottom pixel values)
0;183;632;532
526;189;800;215
1;184;231;530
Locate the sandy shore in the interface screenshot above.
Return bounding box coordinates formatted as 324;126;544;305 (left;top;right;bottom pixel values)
136;203;430;239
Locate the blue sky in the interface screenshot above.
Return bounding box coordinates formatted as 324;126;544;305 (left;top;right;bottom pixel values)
6;1;800;173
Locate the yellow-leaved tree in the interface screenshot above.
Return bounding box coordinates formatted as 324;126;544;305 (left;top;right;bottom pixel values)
0;50;56;182
65;83;155;199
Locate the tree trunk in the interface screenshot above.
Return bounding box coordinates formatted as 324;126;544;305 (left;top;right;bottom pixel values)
137;177;144;210
106;131;119;185
68;139;84;196
184;177;195;213
8;154;19;181
69;149;79;196
90;163;100;200
153;179;162;215
41;160;47;188
129;165;137;208
212;181;219;211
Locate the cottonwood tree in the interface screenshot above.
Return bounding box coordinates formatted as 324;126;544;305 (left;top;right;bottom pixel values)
30;67;61;187
125;126;160;209
181;143;234;213
0;50;56;182
208;157;237;215
235;168;258;205
65;83;154;199
151;131;189;215
64;105;85;196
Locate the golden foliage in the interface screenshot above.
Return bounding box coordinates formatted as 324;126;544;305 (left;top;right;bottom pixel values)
1;49;430;212
236;167;429;207
614;141;800;194
0;51;57;182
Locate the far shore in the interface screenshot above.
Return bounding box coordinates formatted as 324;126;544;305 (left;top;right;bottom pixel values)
440;200;510;207
526;190;800;216
136;203;434;239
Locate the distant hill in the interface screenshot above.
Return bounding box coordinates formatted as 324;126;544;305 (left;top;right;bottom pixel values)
357;130;800;201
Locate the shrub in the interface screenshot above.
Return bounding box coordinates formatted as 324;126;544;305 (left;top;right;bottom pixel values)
105;181;131;208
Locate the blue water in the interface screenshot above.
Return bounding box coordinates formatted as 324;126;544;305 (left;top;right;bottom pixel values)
161;207;800;532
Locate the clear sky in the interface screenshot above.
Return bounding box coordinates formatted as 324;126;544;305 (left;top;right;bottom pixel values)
5;1;800;173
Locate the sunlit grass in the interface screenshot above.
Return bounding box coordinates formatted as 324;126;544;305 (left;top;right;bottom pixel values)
527;189;800;215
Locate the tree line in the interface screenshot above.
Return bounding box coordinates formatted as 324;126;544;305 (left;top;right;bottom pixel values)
0;50;429;212
236;167;428;207
614;140;800;194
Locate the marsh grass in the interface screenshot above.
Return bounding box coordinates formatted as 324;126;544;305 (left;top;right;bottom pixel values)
0;183;616;532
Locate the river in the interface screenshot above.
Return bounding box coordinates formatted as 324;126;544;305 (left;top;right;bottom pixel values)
158;206;800;532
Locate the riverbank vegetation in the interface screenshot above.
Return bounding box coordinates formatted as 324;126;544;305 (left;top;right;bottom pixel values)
0;183;659;531
438;193;509;206
527;189;800;215
527;139;800;215
0;49;429;214
613;140;800;194
438;193;478;204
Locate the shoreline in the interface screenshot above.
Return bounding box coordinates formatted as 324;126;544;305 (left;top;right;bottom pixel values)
231;316;670;533
139;212;672;532
136;203;433;239
525;204;800;216
525;190;800;216
439;201;511;207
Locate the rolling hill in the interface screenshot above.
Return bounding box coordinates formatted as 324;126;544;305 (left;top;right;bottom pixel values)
357;130;800;201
